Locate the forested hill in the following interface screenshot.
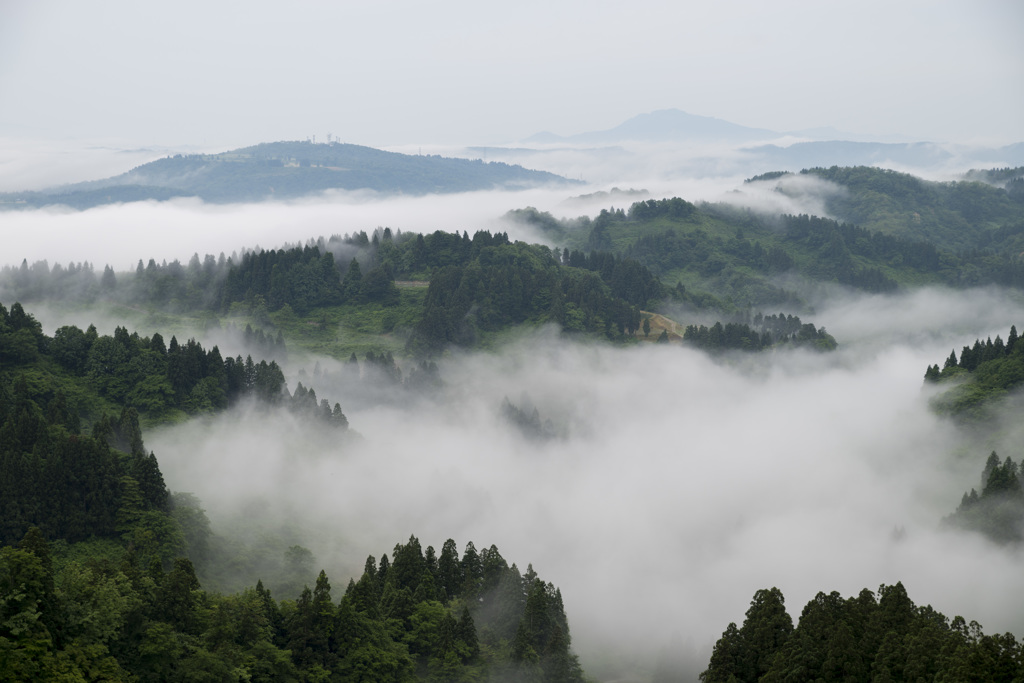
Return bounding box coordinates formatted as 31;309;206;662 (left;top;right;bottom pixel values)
512;180;1024;311
0;229;667;355
1;523;586;680
0;141;578;208
0;299;351;547
749;165;1024;251
0;300;352;428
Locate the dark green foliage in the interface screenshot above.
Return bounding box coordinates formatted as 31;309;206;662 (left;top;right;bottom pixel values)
224;245;347;314
702;584;1024;683
1;231;652;357
700;588;793;683
0;373;167;546
269;536;585;682
780;214;904;292
0;300;351;551
405;237;651;353
2;298;345;428
926;324;1024;419
945;451;1024;544
628;197;697;221
683;312;837;353
4;505;583;680
534;176;1024;307
803;165;1024;251
0;301;45;364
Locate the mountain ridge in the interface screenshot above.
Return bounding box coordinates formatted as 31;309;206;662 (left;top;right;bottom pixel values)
0;140;579;209
525;108;780;145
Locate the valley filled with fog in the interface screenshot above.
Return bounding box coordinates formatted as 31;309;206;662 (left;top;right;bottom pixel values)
7;139;1024;678
132;285;1024;679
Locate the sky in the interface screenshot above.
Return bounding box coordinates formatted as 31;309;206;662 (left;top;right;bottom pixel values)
2;0;1023;154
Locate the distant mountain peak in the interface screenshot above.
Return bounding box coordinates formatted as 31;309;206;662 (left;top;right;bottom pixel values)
524;108;780;145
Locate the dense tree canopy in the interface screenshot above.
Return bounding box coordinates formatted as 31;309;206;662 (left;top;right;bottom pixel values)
945;451;1024;544
0;526;585;682
700;583;1024;682
925;324;1024;419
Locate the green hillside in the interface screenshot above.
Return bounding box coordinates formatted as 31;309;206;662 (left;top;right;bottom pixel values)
511;178;1024;312
925;324;1024;421
770;165;1024;252
0;229;664;359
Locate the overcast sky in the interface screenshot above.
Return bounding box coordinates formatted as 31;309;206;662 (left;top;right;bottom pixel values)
2;0;1022;151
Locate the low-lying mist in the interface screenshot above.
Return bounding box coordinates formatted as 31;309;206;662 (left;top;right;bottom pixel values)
0;169;869;281
7;135;1010;276
147;286;1024;680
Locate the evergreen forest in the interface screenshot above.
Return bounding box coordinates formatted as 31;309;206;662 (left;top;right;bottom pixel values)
698;584;1024;682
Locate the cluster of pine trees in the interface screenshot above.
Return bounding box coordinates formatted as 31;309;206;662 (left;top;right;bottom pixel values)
223;245;399;314
1;300;349;426
0;383;170;549
682;313;837;353
271;536;584;683
945;451;1024;544
700;583;1024;682
924;324;1024;418
227;321;288;361
0;233;397;314
500;396;561;441
623;226;793;282
0;301;352;546
407;240;653;353
1;527;583;682
1;226;665;355
926;325;1020;380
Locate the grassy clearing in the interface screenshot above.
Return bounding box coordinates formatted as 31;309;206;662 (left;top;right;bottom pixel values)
268;287;427;360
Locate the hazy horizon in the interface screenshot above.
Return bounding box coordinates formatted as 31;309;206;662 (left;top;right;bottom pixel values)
3;1;1023;152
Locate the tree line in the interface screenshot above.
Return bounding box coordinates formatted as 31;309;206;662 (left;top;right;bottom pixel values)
406;240;653;354
698;583;1024;682
682;313;837;353
0;226;665;355
945;451;1024;544
1;300;349;426
1;527;585;682
925;324;1023;418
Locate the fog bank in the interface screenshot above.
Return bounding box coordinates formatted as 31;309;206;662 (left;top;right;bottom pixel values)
148;287;1024;680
